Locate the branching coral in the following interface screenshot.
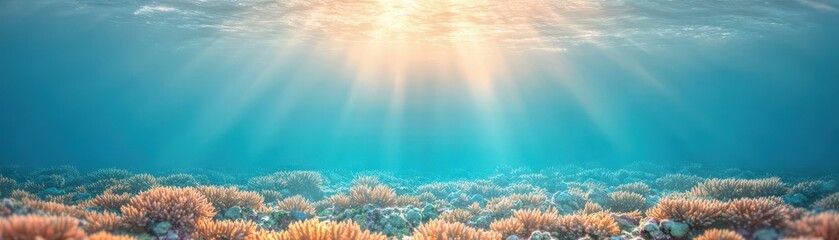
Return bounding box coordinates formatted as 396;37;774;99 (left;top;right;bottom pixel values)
194;220;257;240
0;176;17;197
695;229;745;240
440;209;473;223
197;186;264;212
120;187;215;233
327;194;353;210
277;195;315;215
655;174;703;191
723;197;789;231
158;173;201;187
490;209;558;238
646;198;725;227
22;199;85;217
553;212;620;240
508;193;548;209
489;217;523;238
485;197;515;217
264;219;387;240
608;191;646;212
10;190;36;201
412;219;502;240
0;215;87;240
120;174;158;194
615;182;652;196
83;211;123;233
349;184;396;207
579;201;603;215
395;195;421;207
82;191;131;213
690;178;786;200
88;232;136;240
260;190;283;203
785;211;839;240
248;171;324;200
814;192;839;211
351;176;380;187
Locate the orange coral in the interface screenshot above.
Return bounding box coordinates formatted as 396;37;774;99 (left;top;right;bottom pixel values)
552;212;620;239
277;195;315;215
646;198;725;227
695;229;745;240
579;201;603;215
724;197;789;231
327;194;353;210
490;209;558;238
266;219;388;240
197;186;264;212
120;187;215;233
690;178;786;200
349;184;396;207
82;192;131;212
785;211;839;240
88;231;136;240
608;191;646;212
10;190;36;201
260;190;283;203
83;211;123;233
21;199;85;217
0;215;87;240
485;197;515;217
615;182;652;195
440;209;473;223
194;220;257;240
489;217;523;238
395;195;421;207
412;219;502;240
815;192;839;211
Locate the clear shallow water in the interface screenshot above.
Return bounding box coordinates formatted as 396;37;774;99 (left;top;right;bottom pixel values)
1;0;838;173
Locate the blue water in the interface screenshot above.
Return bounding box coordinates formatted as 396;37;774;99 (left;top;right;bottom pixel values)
1;0;838;173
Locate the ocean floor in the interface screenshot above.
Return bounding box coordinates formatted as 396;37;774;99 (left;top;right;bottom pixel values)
0;164;837;240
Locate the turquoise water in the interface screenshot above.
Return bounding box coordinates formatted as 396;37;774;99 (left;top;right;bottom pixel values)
1;0;838;173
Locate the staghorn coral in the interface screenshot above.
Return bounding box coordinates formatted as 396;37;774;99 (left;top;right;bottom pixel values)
0;215;87;240
11;190;36;201
785;211;839;240
412;219;502;240
485;197;515;217
351;176;380;187
265;219;388;240
86;168;131;182
277;195;315;215
615;182;652;196
488;217;523;238
0;176;17;197
82;191;131;213
655;174;704;191
158;173;201;187
724;197;789;231
119;173;158;194
552;212;620;240
197;186;264;212
83;211;123;233
440;209;473;223
815;192;839;211
283;171;325;199
260;190;283;203
490;209;558;238
395;194;421;207
646;197;725;227
508;193;548;209
467;202;482;214
194;220;257;240
88;232;136;240
695;229;745;240
690;178;786;200
327;194;353;210
22;199;85;217
120;187;215;233
608;191;646;212
579;201;603;215
349;184;396;207
417;192;436;202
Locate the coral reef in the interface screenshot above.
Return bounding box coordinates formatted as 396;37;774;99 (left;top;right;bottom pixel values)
0;165;836;239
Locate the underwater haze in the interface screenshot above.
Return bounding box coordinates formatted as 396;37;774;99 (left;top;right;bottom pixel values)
1;0;839;173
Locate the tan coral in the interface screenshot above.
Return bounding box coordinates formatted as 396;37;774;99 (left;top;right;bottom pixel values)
490;209;558;238
265;219;387;240
695;229;745;240
814;192;839;211
83;211;123;233
396;194;421;207
197;186;264;212
82;192;131;212
615;182;652;195
88;231;136;240
120;187;215;233
785;211;839;240
441;209;473;223
412;219;501;240
22;199;85;217
277;195;315;215
552;212;620;240
690;178;786;200
349;184;396;207
194;220;257;240
724;197;789;231
0;215;87;240
646;198;725;227
608;191;646;212
260;190;283;203
327;194;353;210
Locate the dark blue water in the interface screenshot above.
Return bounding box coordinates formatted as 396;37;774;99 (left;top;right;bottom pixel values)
1;0;838;173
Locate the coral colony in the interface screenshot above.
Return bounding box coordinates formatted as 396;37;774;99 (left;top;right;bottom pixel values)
0;165;837;239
